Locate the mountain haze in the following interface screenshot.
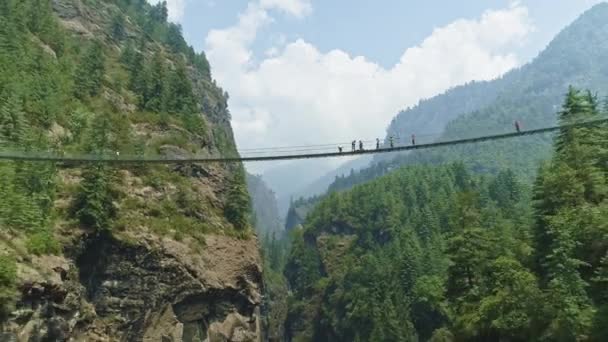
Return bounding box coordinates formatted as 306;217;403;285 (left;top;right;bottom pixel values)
247;173;283;237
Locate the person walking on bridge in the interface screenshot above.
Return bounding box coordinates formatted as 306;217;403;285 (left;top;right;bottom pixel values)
352;140;356;152
389;136;394;149
376;138;380;150
359;140;364;151
515;120;522;133
338;146;343;153
411;134;416;146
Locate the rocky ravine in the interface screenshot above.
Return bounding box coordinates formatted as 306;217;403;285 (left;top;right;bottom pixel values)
2;231;262;341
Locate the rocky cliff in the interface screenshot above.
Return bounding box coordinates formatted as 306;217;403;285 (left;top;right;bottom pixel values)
0;0;262;341
2;230;262;341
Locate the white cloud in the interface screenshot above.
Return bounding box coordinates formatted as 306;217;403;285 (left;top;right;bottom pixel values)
147;0;186;22
205;2;534;170
260;0;312;18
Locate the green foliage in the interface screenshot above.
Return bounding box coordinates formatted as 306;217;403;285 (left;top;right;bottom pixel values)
224;167;252;230
74;164;116;230
26;229;61;255
74;41;106;98
530;87;608;340
0;255;17;320
0;95;30;145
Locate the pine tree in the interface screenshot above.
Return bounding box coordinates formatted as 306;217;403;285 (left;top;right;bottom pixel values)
0;255;17;320
166;60;197;114
543;216;594;340
165;23;186;53
224;167;251;230
0;94;30;145
476;257;543;340
120;41;136;66
110;13;126;41
73;114;116;230
534;88;608;279
532;87;605;340
74;41;106;98
591;252;608;340
144;51;166;112
593;252;608;302
149;1;168;23
126;40;148;108
75;164;114;230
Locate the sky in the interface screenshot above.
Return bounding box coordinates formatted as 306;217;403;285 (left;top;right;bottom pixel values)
148;0;604;175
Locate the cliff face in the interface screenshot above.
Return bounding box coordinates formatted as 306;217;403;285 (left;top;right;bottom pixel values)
0;0;262;341
4;231;262;341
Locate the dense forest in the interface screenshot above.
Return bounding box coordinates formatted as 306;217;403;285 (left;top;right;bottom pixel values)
282;88;608;341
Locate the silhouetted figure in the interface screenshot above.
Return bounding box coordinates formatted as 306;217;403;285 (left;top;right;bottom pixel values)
352;140;356;152
359;140;364;151
376;138;380;149
515;120;521;133
411;134;416;146
338;146;343;153
390;136;394;148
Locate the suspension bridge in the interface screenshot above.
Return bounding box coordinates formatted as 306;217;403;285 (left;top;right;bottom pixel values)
0;118;606;164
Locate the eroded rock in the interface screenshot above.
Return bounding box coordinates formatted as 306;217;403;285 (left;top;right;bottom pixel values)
4;232;262;341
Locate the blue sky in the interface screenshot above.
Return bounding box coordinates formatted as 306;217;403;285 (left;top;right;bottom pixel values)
180;0;601;68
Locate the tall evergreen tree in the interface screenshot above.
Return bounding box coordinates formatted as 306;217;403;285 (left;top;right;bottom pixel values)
74;41;106;98
73;115;116;230
224;167;251;230
0;94;30;145
532;88;606;340
144;51;166;112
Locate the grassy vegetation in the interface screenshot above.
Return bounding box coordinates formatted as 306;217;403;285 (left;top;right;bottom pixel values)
0;255;17;320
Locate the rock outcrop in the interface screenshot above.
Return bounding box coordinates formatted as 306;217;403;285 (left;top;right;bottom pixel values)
2;232;262;341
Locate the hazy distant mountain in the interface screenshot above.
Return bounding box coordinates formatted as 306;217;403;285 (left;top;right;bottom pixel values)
260;160;338;217
291;156;372;197
247;173;284;237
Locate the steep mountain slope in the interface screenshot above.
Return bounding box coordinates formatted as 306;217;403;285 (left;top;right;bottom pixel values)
0;0;261;340
415;2;608;174
374;78;509;163
287;156;373;206
247;173;283;237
